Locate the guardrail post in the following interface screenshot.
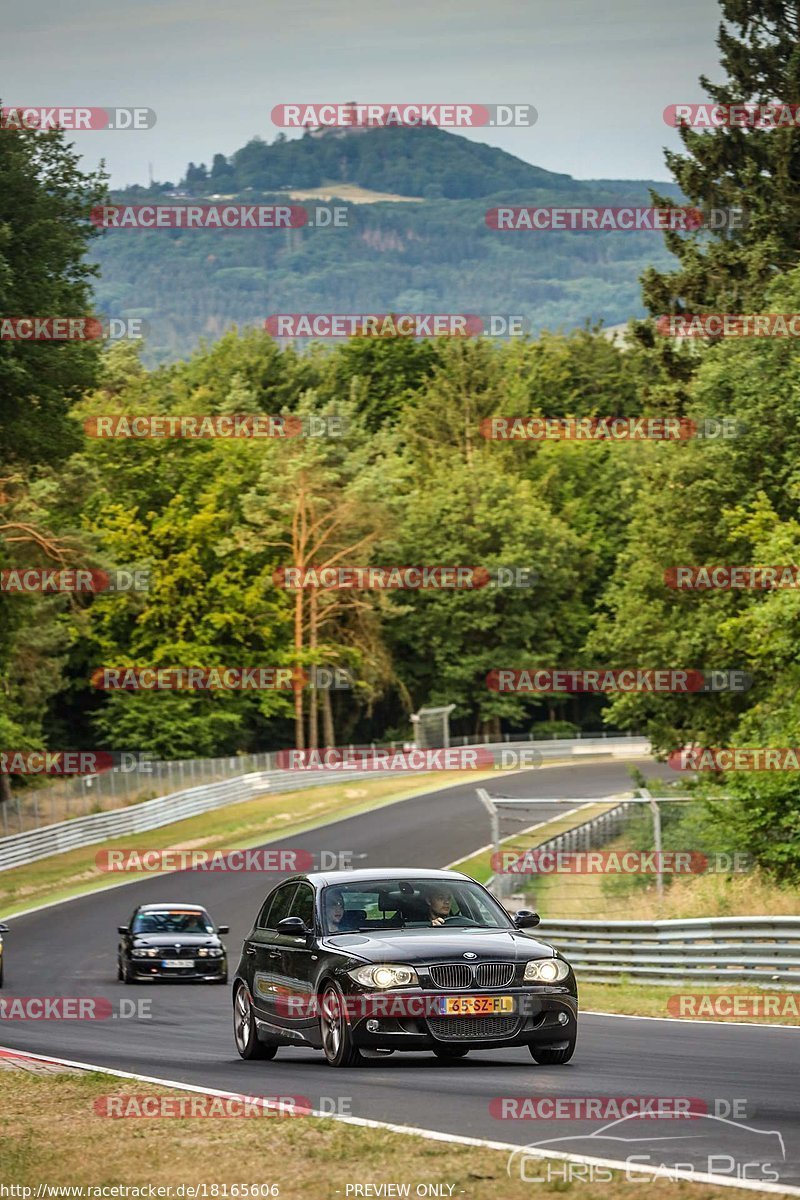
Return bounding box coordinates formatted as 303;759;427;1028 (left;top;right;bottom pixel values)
476;788;500;865
640;788;664;906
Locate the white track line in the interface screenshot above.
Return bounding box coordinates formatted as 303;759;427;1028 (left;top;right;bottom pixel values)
1;1044;797;1197
583;1009;800;1030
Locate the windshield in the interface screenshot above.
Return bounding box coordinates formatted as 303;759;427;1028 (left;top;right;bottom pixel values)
320;878;513;934
132;909;214;934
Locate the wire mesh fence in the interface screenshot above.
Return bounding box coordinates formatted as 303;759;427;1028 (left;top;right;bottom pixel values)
0;732;647;838
480;788;754;920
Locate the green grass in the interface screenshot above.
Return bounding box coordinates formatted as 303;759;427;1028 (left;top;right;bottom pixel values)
580;980;800;1025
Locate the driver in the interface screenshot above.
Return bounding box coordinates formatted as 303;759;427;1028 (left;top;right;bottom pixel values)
324;890;346;933
426;887;454;926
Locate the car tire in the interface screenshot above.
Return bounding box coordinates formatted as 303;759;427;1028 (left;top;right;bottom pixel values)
122;959;134;985
529;1037;576;1065
117;958;123;982
233;982;277;1060
319;982;362;1068
432;1045;469;1060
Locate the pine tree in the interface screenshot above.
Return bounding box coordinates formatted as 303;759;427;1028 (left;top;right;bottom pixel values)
641;1;800;319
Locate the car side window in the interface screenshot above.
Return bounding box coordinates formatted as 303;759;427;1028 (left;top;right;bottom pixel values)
263;884;298;930
290;884;315;930
256;894;275;930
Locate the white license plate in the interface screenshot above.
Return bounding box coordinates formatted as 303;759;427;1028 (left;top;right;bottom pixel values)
162;959;194;968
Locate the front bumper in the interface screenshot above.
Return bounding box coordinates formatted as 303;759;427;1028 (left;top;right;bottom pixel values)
346;988;577;1051
128;957;227;981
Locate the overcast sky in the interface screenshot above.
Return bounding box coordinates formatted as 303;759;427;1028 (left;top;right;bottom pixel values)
3;0;726;188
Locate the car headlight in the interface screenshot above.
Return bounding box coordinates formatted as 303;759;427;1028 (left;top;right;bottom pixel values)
132;947;159;958
524;957;570;983
348;964;419;989
198;947;224;957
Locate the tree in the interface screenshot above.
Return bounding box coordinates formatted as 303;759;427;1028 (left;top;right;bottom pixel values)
0;115;107;803
0;114;107;467
641;1;800;321
237;394;389;750
184;162;208;187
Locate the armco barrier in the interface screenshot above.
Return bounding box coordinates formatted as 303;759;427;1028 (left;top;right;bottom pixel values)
534;916;800;986
0;736;649;873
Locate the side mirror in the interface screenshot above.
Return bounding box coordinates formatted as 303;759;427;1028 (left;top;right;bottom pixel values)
117;926;129;935
277;916;308;936
216;925;230;935
513;909;541;929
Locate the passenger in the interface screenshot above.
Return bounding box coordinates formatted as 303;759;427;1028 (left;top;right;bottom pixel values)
324;890;346;933
426;887;454;927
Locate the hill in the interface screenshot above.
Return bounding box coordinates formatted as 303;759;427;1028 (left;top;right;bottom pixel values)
92;127;682;363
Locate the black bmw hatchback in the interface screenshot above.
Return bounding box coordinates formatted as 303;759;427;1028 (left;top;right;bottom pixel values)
118;903;229;983
232;868;577;1067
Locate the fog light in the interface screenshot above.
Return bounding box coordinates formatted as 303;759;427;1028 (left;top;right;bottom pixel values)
366;1020;379;1033
557;1012;569;1025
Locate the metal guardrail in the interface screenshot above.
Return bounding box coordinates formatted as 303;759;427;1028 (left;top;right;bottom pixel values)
1;733;649;837
0;767;381;874
535;916;800;986
484;796;800;986
0;736;650;872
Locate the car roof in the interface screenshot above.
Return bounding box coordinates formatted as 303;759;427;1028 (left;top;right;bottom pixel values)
135;903;208;912
283;867;472;888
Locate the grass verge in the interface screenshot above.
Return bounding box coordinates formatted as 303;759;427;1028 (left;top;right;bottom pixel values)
0;1071;765;1199
580;980;800;1025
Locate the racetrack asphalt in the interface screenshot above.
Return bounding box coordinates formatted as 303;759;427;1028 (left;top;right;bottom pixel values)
1;758;798;1190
